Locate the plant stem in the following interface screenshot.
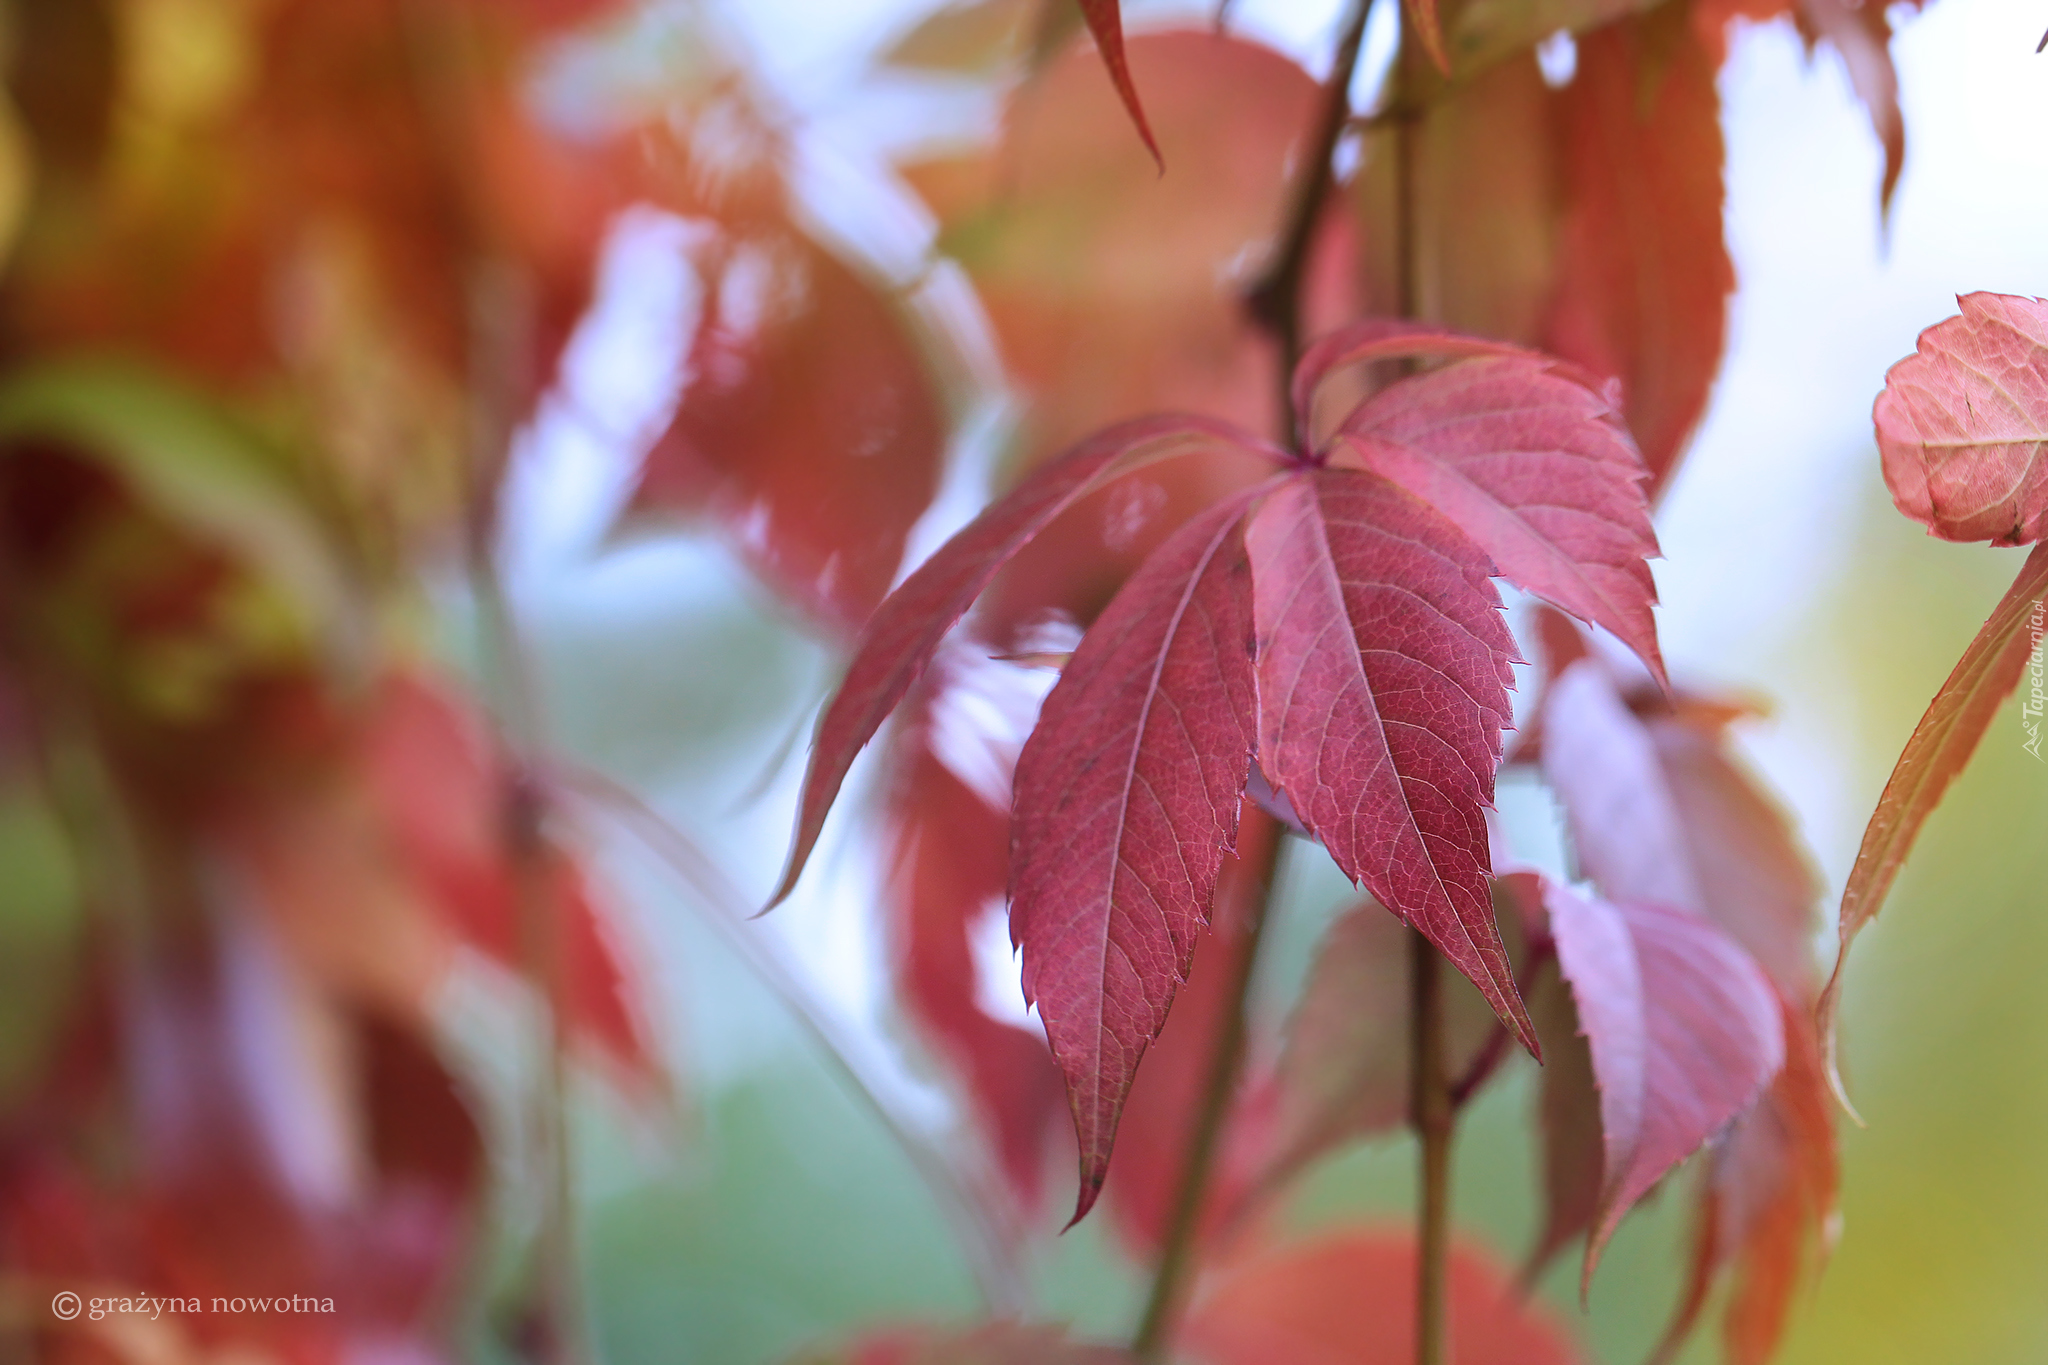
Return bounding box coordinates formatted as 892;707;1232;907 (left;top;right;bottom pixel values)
1131;824;1284;1363
1384;12;1455;1364
1409;928;1453;1365
1246;0;1374;446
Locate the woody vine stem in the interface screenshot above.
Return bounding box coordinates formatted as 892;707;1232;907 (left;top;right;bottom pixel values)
1122;5;1441;1358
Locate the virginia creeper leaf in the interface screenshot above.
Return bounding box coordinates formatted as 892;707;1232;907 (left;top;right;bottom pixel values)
1445;0;1663;80
1184;1230;1586;1365
1545;7;1732;491
909;32;1321;455
1101;808;1282;1253
1076;1;1162;167
1543;879;1784;1289
1245;468;1536;1054
1823;540;2048;1089
1527;950;1604;1277
1405;0;1452;74
1291;317;1528;441
1335;352;1665;686
1651;1001;1838;1365
1873;292;2048;547
1010;493;1259;1226
630;224;946;632
1790;0;1926;215
771;414;1270;908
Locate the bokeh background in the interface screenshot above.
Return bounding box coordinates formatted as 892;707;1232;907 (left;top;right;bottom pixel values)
4;0;2045;1361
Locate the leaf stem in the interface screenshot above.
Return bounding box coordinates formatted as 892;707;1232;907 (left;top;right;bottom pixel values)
1131;823;1285;1362
1246;0;1374;446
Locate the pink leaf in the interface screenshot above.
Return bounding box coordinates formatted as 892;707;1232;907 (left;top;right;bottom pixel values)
771;414;1273;907
1542;879;1784;1290
1874;292;2048;547
1076;0;1162;168
1336;352;1665;687
1010;493;1260;1226
1245;468;1535;1055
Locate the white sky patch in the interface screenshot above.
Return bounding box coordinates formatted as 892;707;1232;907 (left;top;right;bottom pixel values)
968;894;1039;1030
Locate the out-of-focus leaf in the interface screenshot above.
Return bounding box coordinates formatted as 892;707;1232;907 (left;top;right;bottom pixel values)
913;31;1322;453
1653;1000;1838;1365
627;223;947;633
1183;1229;1586;1364
1823;541;2048;1083
1010;494;1259;1226
1445;0;1663;80
1786;0;1928;214
1873;292;2048;547
771;415;1271;911
1267;892;1521;1184
0;361;355;651
1544;5;1732;491
887;732;1065;1209
1246;469;1534;1054
884;0;1046;73
1542;879;1783;1288
225;673;661;1085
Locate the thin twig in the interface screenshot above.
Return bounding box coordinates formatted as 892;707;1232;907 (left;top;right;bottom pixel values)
556;766;1030;1317
1131;825;1285;1362
1245;0;1375;444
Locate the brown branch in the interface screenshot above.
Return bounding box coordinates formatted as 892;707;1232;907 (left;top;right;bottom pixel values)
1245;0;1375;446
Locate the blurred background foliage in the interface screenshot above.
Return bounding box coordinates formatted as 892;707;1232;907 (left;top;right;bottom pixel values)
0;0;2042;1362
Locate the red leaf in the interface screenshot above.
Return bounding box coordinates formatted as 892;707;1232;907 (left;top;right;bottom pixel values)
1823;540;2048;1087
1011;494;1262;1225
1101;809;1282;1255
910;32;1323;454
630;225;946;632
1291;318;1528;440
1335;351;1665;686
1076;1;1162;168
1873;292;2048;547
772;415;1272;908
1652;1001;1839;1365
1183;1229;1586;1365
1544;7;1732;490
1244;469;1535;1055
888;736;1066;1210
1542;880;1784;1289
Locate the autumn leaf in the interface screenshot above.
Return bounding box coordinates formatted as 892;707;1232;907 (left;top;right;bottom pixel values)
771;415;1274;909
889;733;1066;1209
1076;1;1161;167
1823;540;2048;1087
1541;878;1784;1289
1184;1229;1586;1365
1011;493;1261;1225
1246;469;1534;1054
1873;292;2048;547
1545;6;1732;491
628;222;947;632
1331;346;1665;686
